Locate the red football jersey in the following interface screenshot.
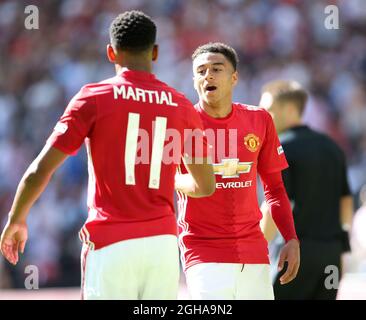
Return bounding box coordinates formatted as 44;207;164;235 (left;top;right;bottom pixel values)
48;69;208;250
178;103;288;271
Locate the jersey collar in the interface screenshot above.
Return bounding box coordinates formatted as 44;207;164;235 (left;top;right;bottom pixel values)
196;102;236;124
117;67;156;81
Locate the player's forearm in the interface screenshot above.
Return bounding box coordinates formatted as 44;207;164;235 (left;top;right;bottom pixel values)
261;171;298;243
340;195;353;231
8;165;53;223
8;146;69;224
266;188;298;242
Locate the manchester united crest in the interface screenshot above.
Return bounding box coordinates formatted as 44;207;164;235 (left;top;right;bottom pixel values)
244;134;260;152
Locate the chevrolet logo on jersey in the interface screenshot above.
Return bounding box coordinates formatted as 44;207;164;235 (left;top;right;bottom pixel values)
213;158;253;178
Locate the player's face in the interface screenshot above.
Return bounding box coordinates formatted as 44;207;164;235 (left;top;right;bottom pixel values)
260;92;287;133
193;53;238;106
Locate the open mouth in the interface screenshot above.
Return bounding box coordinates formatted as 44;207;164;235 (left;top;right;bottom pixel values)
205;86;217;92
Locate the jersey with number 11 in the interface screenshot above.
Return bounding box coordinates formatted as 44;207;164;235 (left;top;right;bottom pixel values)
48;69;208;249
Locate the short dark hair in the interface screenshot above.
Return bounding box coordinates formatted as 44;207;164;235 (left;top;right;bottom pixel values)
192;42;239;71
262;80;308;115
109;10;156;52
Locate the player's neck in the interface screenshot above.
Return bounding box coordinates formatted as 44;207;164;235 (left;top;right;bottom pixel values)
200;100;232;119
115;62;152;74
283;120;303;132
288;119;303;129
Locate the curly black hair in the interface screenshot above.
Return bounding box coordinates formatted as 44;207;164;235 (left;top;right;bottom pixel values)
109;10;156;52
192;42;239;71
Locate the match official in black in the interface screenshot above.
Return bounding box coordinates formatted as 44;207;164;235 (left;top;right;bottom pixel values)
259;80;353;300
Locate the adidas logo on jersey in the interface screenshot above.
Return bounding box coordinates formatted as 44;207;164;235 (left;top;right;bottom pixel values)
277;145;284;155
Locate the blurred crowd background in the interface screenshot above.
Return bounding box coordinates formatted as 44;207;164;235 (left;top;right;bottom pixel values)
0;0;366;290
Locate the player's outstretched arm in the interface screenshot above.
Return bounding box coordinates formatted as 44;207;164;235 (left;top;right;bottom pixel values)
0;145;68;265
175;156;215;198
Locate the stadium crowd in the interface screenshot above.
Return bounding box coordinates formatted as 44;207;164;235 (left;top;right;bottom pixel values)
0;0;365;289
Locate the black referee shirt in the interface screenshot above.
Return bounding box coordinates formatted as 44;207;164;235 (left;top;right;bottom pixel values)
280;125;351;244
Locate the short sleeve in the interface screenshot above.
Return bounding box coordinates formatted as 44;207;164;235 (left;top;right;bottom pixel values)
182;102;210;159
257;112;288;175
47;86;96;155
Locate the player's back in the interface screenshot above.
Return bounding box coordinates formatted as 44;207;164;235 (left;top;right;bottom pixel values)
280;125;347;240
61;69;201;249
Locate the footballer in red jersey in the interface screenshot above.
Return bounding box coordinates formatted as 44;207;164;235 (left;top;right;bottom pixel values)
0;11;215;300
175;43;300;300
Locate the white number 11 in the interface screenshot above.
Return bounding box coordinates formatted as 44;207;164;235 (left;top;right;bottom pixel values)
125;112;167;189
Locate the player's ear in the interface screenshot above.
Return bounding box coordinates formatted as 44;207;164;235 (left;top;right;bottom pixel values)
107;44;116;63
152;44;158;61
232;71;238;87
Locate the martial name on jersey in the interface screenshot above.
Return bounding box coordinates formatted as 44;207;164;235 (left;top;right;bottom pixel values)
113;85;178;106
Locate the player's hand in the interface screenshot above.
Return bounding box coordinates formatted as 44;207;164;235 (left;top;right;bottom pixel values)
0;221;28;265
278;238;300;285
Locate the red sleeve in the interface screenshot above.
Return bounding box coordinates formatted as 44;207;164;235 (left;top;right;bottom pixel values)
258;111;288;175
47;86;97;155
261;170;298;243
182;101;210;159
